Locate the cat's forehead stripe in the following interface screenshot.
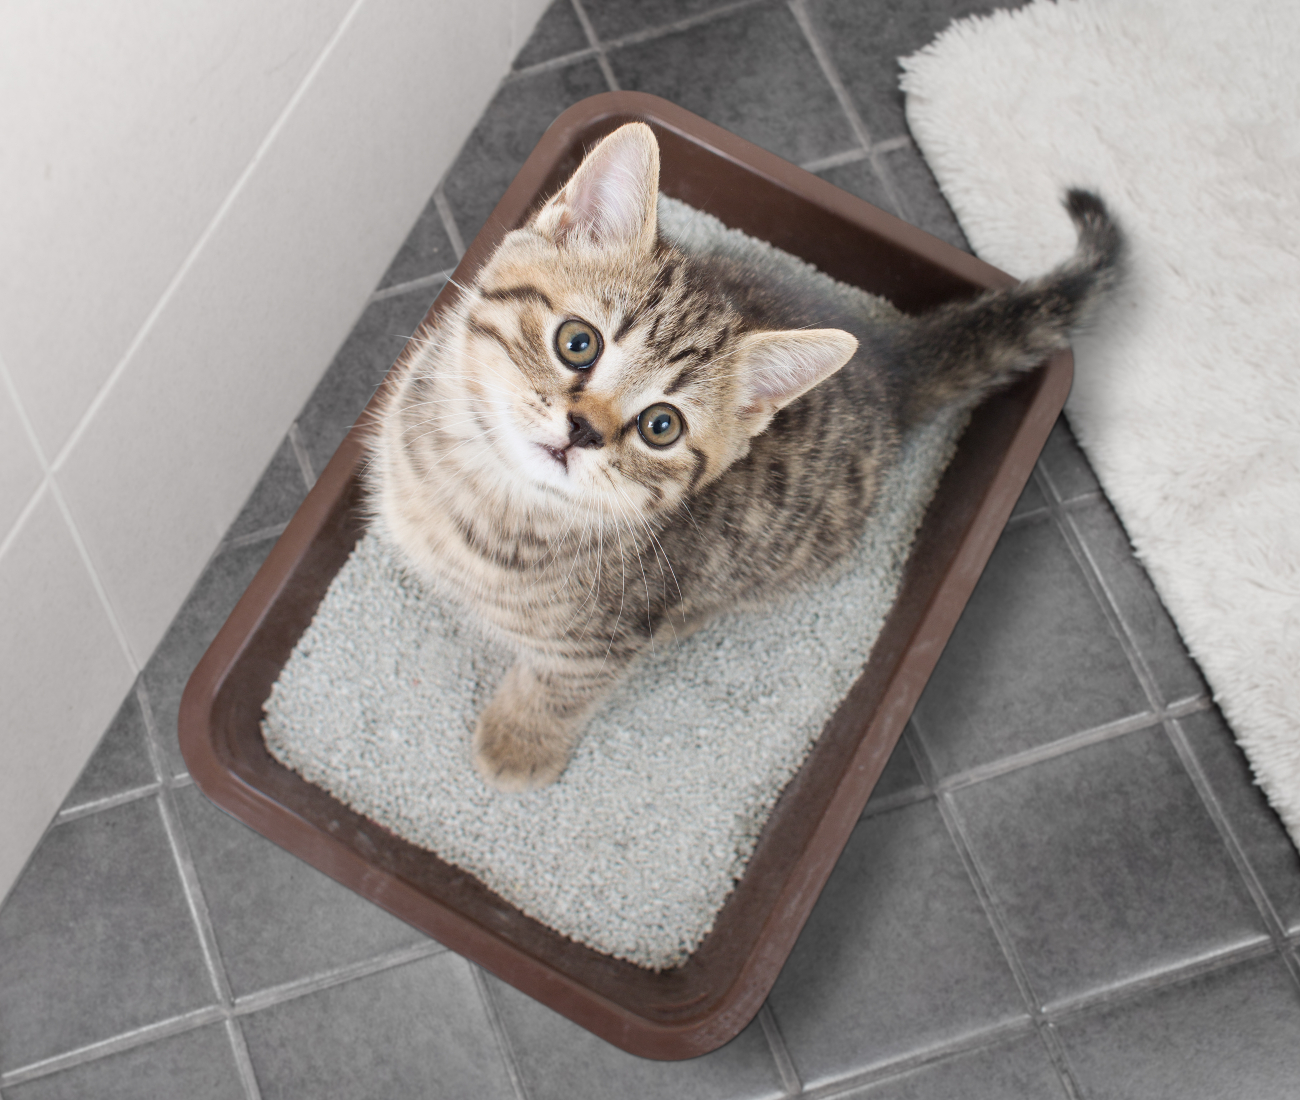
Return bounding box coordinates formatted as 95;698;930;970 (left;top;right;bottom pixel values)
481;283;554;311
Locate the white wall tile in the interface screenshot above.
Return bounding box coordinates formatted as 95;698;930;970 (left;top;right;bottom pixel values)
0;370;45;541
0;492;135;904
0;0;354;458
58;0;548;666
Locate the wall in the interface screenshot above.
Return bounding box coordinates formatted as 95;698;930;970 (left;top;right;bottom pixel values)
0;0;548;902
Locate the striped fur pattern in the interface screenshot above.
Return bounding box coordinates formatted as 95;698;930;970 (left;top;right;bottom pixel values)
368;124;1123;790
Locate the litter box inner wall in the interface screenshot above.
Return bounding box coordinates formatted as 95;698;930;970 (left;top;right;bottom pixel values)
193;94;1051;1048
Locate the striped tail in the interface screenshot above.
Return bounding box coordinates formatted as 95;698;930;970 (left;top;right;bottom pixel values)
892;189;1124;426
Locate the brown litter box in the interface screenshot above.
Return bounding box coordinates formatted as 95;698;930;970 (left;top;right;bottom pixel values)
179;92;1071;1060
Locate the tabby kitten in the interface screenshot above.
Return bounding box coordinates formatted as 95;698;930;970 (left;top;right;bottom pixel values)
369;122;1122;791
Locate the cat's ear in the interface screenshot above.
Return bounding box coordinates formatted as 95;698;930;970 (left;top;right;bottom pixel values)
533;122;659;252
734;329;858;429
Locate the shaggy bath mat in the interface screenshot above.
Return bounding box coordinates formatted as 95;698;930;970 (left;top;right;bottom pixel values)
262;197;968;968
901;0;1300;847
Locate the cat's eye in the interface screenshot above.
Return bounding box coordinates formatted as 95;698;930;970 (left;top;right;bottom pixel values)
555;319;602;369
637;403;684;448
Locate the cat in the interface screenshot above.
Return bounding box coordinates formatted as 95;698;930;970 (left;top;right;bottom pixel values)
368;122;1122;792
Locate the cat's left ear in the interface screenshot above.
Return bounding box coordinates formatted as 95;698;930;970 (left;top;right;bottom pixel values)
735;329;858;431
533;122;659;252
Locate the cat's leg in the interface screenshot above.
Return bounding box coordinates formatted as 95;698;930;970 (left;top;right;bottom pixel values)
473;650;630;791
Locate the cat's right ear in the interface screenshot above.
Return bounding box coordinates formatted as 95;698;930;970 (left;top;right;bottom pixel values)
734;328;858;432
533;122;660;253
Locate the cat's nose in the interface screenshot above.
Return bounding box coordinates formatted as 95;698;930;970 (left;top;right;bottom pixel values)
567;413;604;449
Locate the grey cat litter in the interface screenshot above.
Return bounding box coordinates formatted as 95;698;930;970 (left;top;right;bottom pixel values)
262;199;969;969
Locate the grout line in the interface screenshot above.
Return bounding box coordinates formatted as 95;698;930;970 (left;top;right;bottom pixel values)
757;1002;802;1096
225;1017;263;1100
859;782;933;820
139;677;237;1010
286;421;317;490
934;709;1164;792
221;522;289;553
1042;937;1281;1024
509;45;600;80
799;147;870;174
503;0;771;86
1056;488;1108;511
601;0;767;51
157;785;236;1003
470;964;532;1100
54;782;163;825
1;349;142;673
231;941;445;1016
0;1006;229;1088
786;0;909;219
46;0;371;481
0;474;47;565
1003;502;1052;528
871;134;912;155
568;0;620;91
0;354;52;565
433;186;467;260
136;678;176;783
1035;1023;1083;1100
802;136;909;175
799;1019;1038;1100
786;0;871;146
1165;714;1300;987
907;718;1083;1099
368;268;455;304
46;478;143;670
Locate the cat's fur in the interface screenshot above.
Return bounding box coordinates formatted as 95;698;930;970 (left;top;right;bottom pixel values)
369;123;1122;791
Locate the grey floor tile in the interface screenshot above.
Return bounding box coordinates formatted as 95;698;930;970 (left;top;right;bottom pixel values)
1038;415;1100;502
950;727;1269;1008
4;1024;245;1100
378;200;457;292
240;954;513;1100
141;539;276;779
1058;954;1300;1100
768;800;1024;1089
1010;470;1047;518
815;157;899;215
609;2;857;166
862;728;927;814
225;435;310;541
882;139;970;252
484;971;784;1100
173;786;429;998
0;798;214;1071
1179;708;1300;935
441;60;610;246
840;1032;1068;1099
293;285;439;480
60;683;155;813
514;0;590;68
911;512;1147;778
804;0;1027;143
584;0;742;41
1069;497;1207;706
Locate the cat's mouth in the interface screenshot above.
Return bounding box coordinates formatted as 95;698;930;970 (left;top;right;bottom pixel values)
538;442;569;472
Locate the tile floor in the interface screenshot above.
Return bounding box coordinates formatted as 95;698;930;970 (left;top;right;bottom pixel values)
4;1;1300;1097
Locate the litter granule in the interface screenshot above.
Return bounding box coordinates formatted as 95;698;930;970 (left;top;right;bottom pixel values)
262;199;968;969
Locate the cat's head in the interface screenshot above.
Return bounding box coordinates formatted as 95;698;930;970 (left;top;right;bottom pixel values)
445;122;857;519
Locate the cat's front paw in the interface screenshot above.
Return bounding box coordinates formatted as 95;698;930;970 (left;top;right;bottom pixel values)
473;696;574;792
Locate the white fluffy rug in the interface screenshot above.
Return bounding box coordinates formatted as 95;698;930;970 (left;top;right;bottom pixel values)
901;0;1300;847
